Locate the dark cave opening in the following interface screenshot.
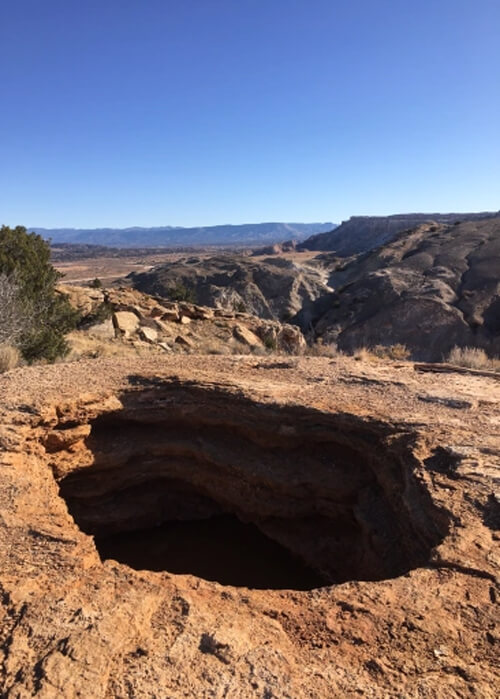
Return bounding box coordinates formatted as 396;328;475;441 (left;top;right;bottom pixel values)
94;514;327;590
52;382;449;590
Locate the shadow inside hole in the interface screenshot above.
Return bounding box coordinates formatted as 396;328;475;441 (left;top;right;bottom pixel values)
54;381;450;590
94;514;328;590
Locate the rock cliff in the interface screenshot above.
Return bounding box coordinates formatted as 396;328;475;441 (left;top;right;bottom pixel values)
298;211;500;255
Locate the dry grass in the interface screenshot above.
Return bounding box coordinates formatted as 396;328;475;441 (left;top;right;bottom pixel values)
446;346;500;372
65;331;162;361
0;344;21;373
305;340;344;358
353;344;411;362
353;347;373;362
372;344;410;360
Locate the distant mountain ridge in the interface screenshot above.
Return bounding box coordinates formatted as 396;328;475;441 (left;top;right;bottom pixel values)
298;211;500;255
33;222;335;248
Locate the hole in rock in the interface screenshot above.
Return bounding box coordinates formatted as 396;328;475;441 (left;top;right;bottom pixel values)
53;380;450;590
94;514;327;589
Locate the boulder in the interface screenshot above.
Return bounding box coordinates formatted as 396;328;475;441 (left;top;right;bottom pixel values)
277;324;307;353
87;319;116;340
179;303;214;321
161;309;180;322
138;327;158;344
233;324;264;348
113;311;140;338
150;306;167;318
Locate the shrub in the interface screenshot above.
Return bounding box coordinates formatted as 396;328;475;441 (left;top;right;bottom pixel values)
0;273;25;346
446;346;500;371
90;277;103;288
167;283;196;303
305;339;343;357
0;344;21;373
0;225;79;361
79;300;112;327
263;335;277;351
353;347;372;362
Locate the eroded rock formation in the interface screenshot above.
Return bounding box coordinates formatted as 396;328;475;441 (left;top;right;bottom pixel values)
299;217;500;360
62;284;307;358
0;356;498;696
129;254;330;322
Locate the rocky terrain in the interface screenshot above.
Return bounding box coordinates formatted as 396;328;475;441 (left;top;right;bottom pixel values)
61;284;306;359
297;217;500;361
298;211;500;256
0;354;498;697
129;254;331;322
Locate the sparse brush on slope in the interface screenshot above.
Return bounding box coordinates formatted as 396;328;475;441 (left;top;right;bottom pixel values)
0;343;21;372
447;346;500;372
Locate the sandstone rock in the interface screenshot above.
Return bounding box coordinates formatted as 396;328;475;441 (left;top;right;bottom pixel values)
138;326;158;344
161;309;180;322
233;324;264;348
277;323;307;353
44;424;91;452
87;318;116;340
179;315;191;325
0;356;498;697
150;306;167;318
57;284;105;316
174;334;194;347
179;304;214;321
113;311;140;338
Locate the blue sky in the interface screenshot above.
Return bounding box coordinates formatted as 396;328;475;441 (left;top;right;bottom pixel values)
1;0;499;228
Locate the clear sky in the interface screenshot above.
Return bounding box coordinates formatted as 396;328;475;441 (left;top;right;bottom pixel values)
1;0;499;228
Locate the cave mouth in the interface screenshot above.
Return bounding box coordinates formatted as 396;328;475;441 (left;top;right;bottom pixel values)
94;514;327;590
53;382;449;590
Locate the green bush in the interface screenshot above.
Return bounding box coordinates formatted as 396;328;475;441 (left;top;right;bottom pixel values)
79;300;112;328
167;283;196;303
0;225;79;362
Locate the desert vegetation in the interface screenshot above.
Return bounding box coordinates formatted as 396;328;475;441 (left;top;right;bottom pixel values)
0;225;79;363
0;343;21;373
446;346;500;372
